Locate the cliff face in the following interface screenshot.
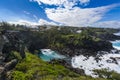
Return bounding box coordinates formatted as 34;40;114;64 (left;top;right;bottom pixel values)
0;35;5;79
0;31;25;80
0;35;5;53
0;34;9;79
0;34;7;66
97;33;120;41
0;29;118;79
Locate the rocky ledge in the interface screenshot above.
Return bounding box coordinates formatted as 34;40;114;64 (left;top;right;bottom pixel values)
49;59;85;75
51;40;113;57
0;31;25;80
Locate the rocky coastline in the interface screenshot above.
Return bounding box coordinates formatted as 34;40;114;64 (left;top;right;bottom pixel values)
0;27;120;79
0;30;25;80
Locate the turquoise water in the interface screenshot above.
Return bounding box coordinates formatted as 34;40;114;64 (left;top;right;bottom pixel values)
39;49;66;61
111;40;120;50
111;32;120;50
39;41;120;61
112;41;120;47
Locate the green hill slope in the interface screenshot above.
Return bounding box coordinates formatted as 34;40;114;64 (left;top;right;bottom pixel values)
9;52;108;80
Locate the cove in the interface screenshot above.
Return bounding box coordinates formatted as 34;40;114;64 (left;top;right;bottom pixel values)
111;32;120;50
111;40;120;50
39;49;66;61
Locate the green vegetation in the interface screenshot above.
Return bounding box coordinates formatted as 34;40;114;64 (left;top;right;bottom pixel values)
0;22;118;53
10;52;78;80
93;69;120;80
0;22;28;31
1;22;120;80
21;26;113;53
10;52;110;80
9;51;23;61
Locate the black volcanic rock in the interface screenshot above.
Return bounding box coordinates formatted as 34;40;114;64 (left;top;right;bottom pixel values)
0;31;26;79
97;33;120;41
50;59;85;75
4;59;17;71
52;40;113;57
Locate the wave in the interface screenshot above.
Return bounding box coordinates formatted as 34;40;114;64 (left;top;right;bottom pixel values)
114;32;120;36
111;40;120;50
41;49;54;55
40;49;66;61
71;51;120;77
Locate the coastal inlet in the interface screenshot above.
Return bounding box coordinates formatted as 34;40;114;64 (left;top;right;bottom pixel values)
39;49;66;61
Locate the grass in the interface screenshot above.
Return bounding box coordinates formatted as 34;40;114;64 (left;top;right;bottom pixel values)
10;52;109;80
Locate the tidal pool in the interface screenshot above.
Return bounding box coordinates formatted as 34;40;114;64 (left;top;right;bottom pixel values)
39;49;66;61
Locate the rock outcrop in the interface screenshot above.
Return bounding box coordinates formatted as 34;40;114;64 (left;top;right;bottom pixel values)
97;33;120;41
0;30;25;80
50;59;85;75
52;40;113;57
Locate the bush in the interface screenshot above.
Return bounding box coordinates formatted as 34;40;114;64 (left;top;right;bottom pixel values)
6;51;22;62
93;69;120;80
10;52;79;80
11;71;26;80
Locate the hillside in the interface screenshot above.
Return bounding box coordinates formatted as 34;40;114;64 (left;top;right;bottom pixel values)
0;22;120;80
8;52;116;80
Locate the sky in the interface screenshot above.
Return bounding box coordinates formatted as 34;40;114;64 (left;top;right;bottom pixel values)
0;0;120;28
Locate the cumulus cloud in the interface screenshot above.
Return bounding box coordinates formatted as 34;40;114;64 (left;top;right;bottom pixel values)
30;0;90;9
92;21;120;28
30;0;120;28
45;4;118;27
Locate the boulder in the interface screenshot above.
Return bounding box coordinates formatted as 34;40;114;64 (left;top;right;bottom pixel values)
4;59;18;71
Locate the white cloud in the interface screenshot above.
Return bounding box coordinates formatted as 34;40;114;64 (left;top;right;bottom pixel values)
9;19;58;26
38;19;57;25
79;0;90;5
32;0;66;5
45;4;117;27
9;20;38;26
29;0;120;28
30;0;90;9
92;21;120;28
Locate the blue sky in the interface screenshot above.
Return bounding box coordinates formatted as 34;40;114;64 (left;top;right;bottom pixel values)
0;0;120;28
